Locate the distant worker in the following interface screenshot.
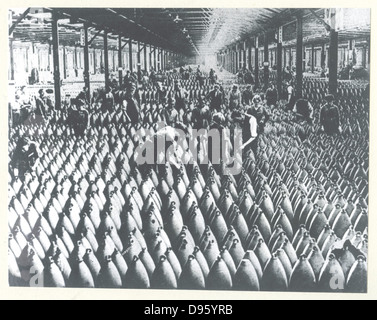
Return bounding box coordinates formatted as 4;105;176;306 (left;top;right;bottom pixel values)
241;107;258;157
70;98;89;137
320;94;341;135
76;87;90;106
12;135;41;181
35;89;53;121
247;94;270;135
265;83;278;107
101;85;115;113
293;98;314;124
209;68;217;85
192;95;211;131
228;85;242;111
206;83;223;113
174;80;188;112
244;69;254;85
242;84;254;106
164;97;179;126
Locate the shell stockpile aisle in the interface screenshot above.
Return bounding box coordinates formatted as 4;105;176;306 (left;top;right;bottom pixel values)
8;69;368;292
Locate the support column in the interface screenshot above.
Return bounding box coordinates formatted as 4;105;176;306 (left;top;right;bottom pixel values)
233;50;237;73
264;32;269;90
93;49;97;74
104;31;110;90
154;47;157;70
74;46;77;73
312;44;315;73
248;42;252;70
329;30;339;96
118;36;123;86
321;43;326;69
243;48;247;69
236;50;239;72
277;42;283;99
129;39;133;73
137;41;141;81
9;39;14;80
52;12;61;109
149;45;153;70
83;23;90;103
62;46;67;79
255;37;259;88
296;15;303;99
362;45;367;68
144;43;148;72
163;50;165;70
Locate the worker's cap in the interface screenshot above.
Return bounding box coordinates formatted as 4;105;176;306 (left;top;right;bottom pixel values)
213;112;225;124
252;95;262;104
246;84;252;88
325;94;335;102
75;98;85;107
127;82;137;90
214;83;220;88
232;84;238;89
46;89;54;94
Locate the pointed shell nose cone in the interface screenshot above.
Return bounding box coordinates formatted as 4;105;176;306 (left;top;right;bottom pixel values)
124;256;150;289
97;256;123;288
68;259;95;288
307;246;325;281
233;259;260;291
179;255;206;290
43;256;66;288
338;246;357;279
289;255;317;292
318;254;345;292
275;249;293;281
261;254;288;292
254;239;272;269
151;255;178;289
83;248;101;281
333;210;352;239
138;248;156;280
165;247;182;280
207;256;233;290
346;255;367;293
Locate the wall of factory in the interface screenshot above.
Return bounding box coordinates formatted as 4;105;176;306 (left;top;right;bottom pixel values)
9;41;150;85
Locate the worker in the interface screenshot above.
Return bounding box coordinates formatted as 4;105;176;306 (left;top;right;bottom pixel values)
241;107;258;158
247;94;270;134
174;80;188;112
12;135;41;181
228;84;242;111
70;98;89;137
265;82;278;107
242;84;254;106
293;98;314;124
164;97;179;126
320;94;341;135
206;83;223;113
35;89;52;121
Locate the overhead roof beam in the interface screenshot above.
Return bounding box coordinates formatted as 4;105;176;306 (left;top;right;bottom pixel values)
309;9;332;32
88;28;104;46
9;8;31;35
106;8;180;53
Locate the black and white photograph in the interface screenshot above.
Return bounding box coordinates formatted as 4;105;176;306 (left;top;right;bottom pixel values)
6;7;370;294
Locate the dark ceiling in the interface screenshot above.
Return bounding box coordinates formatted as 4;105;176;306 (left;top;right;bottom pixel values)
10;8;371;56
